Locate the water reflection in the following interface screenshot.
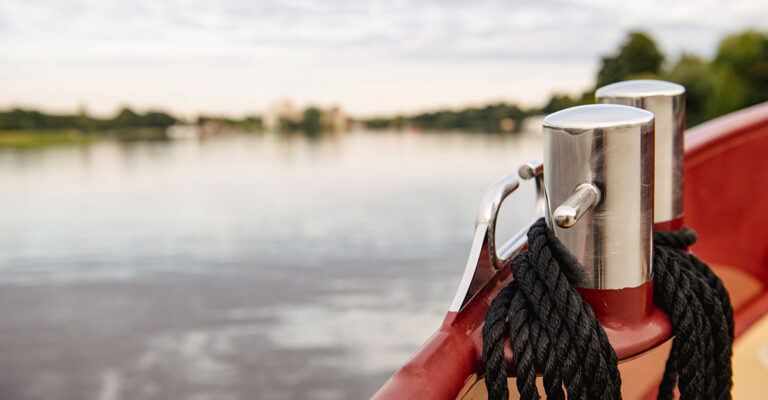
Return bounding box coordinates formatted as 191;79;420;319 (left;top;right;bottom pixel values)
0;131;542;399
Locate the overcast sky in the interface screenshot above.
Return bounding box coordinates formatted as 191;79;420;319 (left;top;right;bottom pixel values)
1;0;766;118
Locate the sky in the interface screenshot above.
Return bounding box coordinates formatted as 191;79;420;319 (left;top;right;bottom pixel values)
1;0;767;118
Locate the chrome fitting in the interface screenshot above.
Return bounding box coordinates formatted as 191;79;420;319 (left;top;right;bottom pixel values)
596;80;685;224
543;104;655;289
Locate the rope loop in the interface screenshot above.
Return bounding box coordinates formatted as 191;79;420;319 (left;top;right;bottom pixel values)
482;218;620;400
654;228;698;249
482;219;733;400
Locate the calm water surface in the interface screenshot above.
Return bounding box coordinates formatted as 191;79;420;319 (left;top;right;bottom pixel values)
0;131;542;400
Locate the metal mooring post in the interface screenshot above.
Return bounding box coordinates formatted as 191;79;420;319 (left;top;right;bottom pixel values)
596;80;685;230
543;104;655;290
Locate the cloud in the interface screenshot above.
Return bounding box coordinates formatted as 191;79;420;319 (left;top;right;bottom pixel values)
0;0;766;115
3;0;764;60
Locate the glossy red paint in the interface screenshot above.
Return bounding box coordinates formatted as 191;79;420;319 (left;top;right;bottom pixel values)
373;102;768;400
685;102;768;283
577;282;671;359
653;217;683;231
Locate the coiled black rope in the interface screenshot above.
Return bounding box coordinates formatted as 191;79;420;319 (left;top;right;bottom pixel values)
482;220;734;400
482;219;621;400
653;228;733;400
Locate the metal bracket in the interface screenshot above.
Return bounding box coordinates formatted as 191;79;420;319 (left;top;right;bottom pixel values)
498;159;546;259
448;161;545;312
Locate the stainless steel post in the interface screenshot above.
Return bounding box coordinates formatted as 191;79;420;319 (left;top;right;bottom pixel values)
596;80;685;225
543;104;655;289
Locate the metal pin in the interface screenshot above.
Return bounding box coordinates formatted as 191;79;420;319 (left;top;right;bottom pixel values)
554;183;600;228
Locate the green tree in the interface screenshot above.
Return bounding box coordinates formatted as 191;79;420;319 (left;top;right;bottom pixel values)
112;107;142;128
666;54;714;126
597;31;664;88
712;30;768;110
541;94;585;114
278;116;298;132
301;107;323;135
144;111;177;128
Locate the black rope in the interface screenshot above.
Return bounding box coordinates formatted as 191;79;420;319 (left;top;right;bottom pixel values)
482;220;734;400
482;218;621;400
653;229;734;400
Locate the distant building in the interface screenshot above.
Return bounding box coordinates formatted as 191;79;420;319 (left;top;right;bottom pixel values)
522;115;546;133
263;99;300;132
263;100;348;133
321;105;348;133
499;118;515;133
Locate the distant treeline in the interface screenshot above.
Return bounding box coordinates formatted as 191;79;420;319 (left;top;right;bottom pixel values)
273;107;325;135
0;107;178;132
366;103;529;133
0;107;264;133
363;29;768;131
197;114;263;132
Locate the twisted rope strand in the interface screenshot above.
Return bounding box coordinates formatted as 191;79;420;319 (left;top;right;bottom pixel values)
483;219;620;400
483;221;733;400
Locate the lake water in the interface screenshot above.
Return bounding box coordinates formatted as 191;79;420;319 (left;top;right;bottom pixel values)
0;131;542;400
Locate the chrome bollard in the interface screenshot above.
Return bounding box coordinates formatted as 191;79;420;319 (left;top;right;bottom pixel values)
596;80;685;227
543;104;655;289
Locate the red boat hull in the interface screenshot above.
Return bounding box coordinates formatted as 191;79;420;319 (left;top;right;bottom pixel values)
374;102;768;400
